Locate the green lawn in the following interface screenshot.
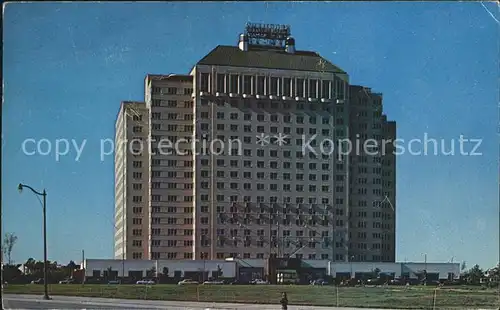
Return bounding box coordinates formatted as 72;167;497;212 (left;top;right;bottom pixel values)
4;284;499;309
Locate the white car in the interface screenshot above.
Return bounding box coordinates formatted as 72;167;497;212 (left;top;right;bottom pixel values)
178;279;199;285
251;279;269;285
203;280;224;285
136;279;155;285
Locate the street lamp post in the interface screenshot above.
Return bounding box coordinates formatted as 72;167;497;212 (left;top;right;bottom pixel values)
18;183;50;300
350;255;355;280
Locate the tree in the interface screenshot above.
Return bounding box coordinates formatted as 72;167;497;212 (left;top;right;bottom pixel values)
216;265;223;279
105;266;114;281
162;267;169;277
463;264;484;285
2;264;22;283
24;258;36;274
66;261;77;278
461;261;467;272
3;233;18;265
147;266;156;278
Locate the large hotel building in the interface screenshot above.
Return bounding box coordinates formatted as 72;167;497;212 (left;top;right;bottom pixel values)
114;24;396;263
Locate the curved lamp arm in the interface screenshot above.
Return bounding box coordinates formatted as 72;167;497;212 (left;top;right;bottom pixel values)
18;183;45;196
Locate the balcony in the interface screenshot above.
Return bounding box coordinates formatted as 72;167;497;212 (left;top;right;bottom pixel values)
255;94;267;100
308;97;318;102
321;98;332;103
215;92;226;97
229;93;239;98
295;96;305;101
242;93;253;99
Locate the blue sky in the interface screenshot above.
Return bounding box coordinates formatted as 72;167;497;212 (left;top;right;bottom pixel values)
2;2;498;269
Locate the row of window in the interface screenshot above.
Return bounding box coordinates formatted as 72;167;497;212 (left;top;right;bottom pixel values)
150;252;191;259
197;161;343;171
198;125;343;138
146;164;390;177
133;240;195;247
202;110;337;124
131;252;341;260
152;87;193;96
200;99;345;113
200;183;338;192
356;232;393;240
199;73;346;99
354;212;393;220
195;253;390;261
151;112;193;120
151;100;193;108
131;197;393;211
132;228;193;236
132;217;194;225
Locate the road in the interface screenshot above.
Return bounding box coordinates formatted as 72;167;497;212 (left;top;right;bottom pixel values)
2;294;390;310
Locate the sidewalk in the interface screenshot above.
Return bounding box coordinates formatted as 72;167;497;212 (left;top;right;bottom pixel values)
3;294;392;310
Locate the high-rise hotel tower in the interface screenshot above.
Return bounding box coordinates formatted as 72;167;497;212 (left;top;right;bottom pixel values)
114;23;396;263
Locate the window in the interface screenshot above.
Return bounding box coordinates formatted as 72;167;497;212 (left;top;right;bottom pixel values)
257;76;265;95
309;79;317;98
297;79;304;97
216;74;225;93
243;75;253;94
270;77;279;96
283;78;291;97
230;74;239;93
132;252;142;259
165;87;176;94
200;73;209;92
322;80;330;98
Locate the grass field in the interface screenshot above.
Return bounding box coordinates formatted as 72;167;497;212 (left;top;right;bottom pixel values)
4;284;499;309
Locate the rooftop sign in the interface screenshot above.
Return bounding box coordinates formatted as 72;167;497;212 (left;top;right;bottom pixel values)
245;22;291;47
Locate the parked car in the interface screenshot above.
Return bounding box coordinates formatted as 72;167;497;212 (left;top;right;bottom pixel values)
229;279;251;285
136;279;155;285
108;280;121;285
203;280;224;285
251;279;269;285
389;278;404;285
31;278;44;284
310;279;328;286
177;279;199;285
59;278;75;284
366;278;386;285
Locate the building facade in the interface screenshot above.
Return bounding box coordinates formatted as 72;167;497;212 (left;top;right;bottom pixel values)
114;23;396;262
83;258;459;281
